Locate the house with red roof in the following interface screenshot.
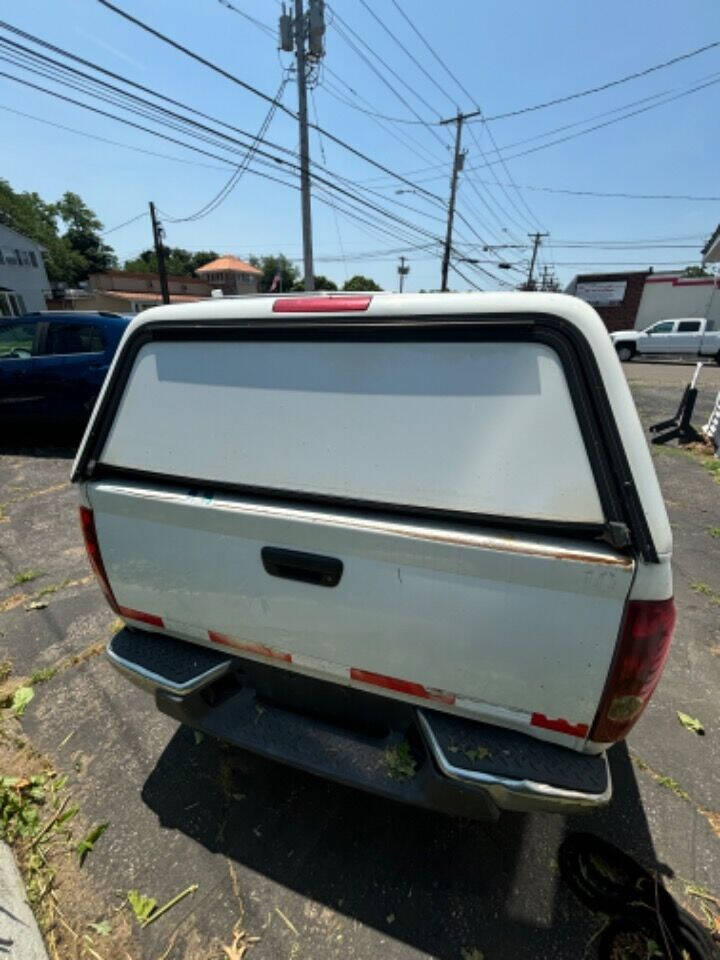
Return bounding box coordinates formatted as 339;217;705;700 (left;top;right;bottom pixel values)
195;256;263;295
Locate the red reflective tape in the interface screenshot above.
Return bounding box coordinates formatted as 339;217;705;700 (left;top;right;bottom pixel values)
531;712;588;738
350;667;455;705
117;605;164;628
208;632;292;663
272;295;372;313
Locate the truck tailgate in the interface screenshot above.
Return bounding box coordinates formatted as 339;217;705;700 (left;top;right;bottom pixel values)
87;479;634;740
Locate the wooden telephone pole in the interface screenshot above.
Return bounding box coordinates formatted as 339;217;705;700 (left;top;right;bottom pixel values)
149;201;170;305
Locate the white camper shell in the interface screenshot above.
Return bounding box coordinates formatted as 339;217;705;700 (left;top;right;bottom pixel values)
73;292;674;817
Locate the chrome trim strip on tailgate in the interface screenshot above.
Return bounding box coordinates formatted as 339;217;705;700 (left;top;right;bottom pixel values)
93;481;633;568
417;711;612;810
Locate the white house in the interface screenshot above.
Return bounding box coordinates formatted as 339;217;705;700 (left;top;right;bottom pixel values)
0;224;51;316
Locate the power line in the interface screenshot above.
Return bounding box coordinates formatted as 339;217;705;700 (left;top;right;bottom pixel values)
0;102;230;172
89;4;451;205
552;233;708;243
96;0;295;117
549;261;702;267
1;21;510;284
1;47;448;236
0;41;447;229
370;2;545;240
161;76;289;223
0;22;453;223
0;22;301;162
102;211;148;235
326;7;450;150
365;4;547;253
489;86;677;153
0;70;461;264
216;0;275;38
356;0;455;110
320;70;444;166
319;73;432;125
391;67;720;184
550;243;701;250
465;72;720;168
481;182;720;203
388;0;475;106
469;39;720;123
310;87;349;281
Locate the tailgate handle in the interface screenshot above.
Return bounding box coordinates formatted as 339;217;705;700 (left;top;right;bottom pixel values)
261;547;343;588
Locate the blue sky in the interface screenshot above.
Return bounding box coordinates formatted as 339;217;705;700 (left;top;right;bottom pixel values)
2;0;719;291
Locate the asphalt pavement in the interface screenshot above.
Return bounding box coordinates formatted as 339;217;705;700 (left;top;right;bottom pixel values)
1;359;719;960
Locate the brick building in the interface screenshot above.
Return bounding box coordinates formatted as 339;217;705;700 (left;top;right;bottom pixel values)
565;270;651;332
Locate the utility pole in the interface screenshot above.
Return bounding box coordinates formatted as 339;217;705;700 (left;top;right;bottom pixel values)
287;0;325;292
397;255;409;293
440;113;465;292
524;231;549;291
149;201;169;305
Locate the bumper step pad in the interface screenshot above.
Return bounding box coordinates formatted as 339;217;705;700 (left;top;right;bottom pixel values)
418;709;609;795
108;629;231;693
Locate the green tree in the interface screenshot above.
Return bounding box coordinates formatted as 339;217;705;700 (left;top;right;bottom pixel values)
124;248;219;275
248;254;300;292
0;179;80;284
0;180;117;285
342;274;382;291
682;265;711;278
55;192;116;279
291;274;338;291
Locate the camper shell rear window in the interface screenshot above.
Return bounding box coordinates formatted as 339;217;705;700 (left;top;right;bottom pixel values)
75;314;656;557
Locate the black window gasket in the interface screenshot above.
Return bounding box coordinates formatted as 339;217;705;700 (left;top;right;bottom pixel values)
72;312;657;562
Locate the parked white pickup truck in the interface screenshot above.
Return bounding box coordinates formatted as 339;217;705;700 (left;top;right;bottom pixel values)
610;317;720;363
73;292;675;818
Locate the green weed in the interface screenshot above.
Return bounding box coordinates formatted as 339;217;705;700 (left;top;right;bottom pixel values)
11;569;43;586
383;741;417;781
691;581;720;605
29;667;56;686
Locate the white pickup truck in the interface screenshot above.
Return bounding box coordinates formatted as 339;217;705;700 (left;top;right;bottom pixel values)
73;292;675;819
610;317;720;363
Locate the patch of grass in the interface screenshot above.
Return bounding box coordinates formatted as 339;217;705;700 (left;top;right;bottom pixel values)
30;667;56;686
383;741;417;781
691;581;720;605
0;771;78;904
702;457;720;484
655;775;692;802
709;527;720;539
34;583;62;599
0;660;11;682
633;756;692;803
653;443;720;485
10;569;43;586
0;774;47;842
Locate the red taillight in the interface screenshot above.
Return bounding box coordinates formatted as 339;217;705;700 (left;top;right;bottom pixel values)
590;598;676;743
272;295;372;313
79;505;120;614
79;506;164;628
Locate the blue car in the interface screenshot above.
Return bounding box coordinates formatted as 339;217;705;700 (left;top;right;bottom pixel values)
0;311;130;430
